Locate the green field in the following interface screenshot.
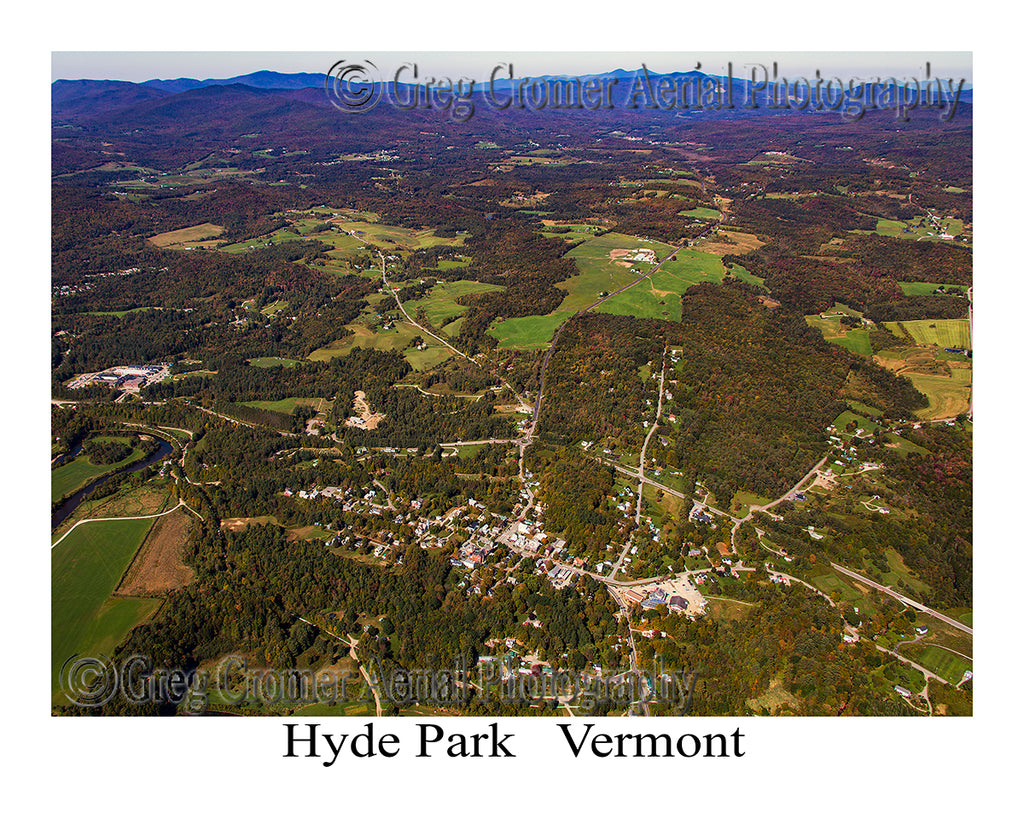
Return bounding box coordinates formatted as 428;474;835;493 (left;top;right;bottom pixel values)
679;207;721;221
308;319;452;370
905;644;972;683
897;281;969;297
727;264;767;290
218;226;304;253
886;319;971;349
488;311;572;349
330;220;466;251
248;357;301;368
540;223;605;242
52;442;144;503
860;216;965;243
435;257;472;270
594;249;727;321
806;315;873;356
52;518;163;699
84;307;161;318
557;232;675;312
403;280;505;331
241;396;328;414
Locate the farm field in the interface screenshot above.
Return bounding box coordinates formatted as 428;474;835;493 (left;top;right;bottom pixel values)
806;314;873;356
855;215;966;242
218;227;304;254
557;232;675;313
679;206;721;220
330;220;467;251
594;248;727;321
488;311;572;349
898;281;969;297
402;280;505;332
539;221;604;242
52;442;144;503
308;319;452;370
51;517;162;699
694;230;765;256
902;366;972;420
148;222;224;248
241;396;330;414
885;319;971;349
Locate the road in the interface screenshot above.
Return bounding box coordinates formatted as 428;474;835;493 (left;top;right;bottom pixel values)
528;238;697;436
829;562;973;636
380;252;529;410
729;453;830;550
609;350;667;581
299;616;383;716
51;499;201;550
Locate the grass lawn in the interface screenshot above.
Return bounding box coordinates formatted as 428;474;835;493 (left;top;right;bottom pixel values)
52;517;162;699
905;644;972;682
878;548;930;598
557;232;675;312
260;299;289;316
730;490;772;517
52;444;144;503
488;311;572;349
833;410;878;434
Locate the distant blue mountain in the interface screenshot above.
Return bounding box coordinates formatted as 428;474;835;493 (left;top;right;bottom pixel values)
141;70;329;93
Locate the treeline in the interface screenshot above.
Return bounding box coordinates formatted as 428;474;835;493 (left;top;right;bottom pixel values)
862;295;968;323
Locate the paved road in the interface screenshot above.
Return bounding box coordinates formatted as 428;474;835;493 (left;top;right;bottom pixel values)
829;562;973;636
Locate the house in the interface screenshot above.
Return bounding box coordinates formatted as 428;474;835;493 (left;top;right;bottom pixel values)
894;685;911;698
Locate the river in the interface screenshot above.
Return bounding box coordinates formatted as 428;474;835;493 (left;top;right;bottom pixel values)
51;438;174;530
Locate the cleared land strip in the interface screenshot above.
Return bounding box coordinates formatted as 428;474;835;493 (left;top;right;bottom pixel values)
829;562;973;636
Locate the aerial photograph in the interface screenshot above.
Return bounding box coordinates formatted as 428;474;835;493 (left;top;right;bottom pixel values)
50;49;974;722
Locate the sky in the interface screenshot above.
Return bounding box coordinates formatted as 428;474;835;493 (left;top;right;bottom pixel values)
52;51;972;85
